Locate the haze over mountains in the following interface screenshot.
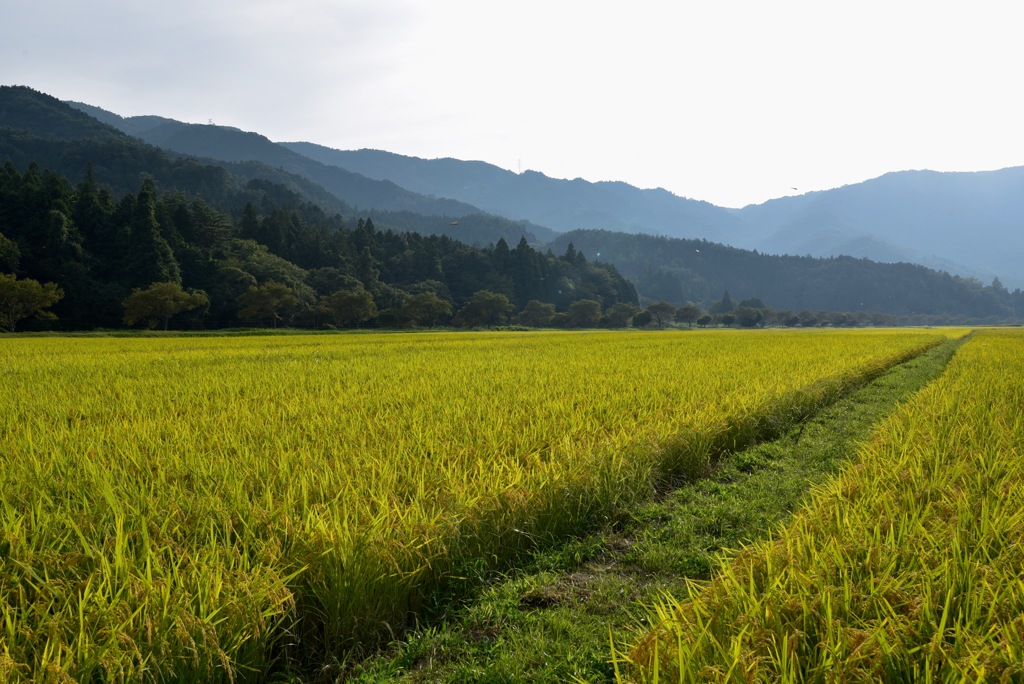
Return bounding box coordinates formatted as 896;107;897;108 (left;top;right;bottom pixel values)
735;169;1024;288
0;85;1020;328
67;98;1024;290
293;146;1024;290
67;98;1024;291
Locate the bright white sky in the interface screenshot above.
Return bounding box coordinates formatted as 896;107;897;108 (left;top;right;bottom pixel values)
2;0;1022;208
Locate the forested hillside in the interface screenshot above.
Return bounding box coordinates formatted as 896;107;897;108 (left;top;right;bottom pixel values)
550;230;1024;322
0;88;636;331
0;86;347;213
0;162;636;331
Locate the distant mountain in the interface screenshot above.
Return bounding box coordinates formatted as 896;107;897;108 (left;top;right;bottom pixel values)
734;168;1024;289
282;144;745;242
550;229;1021;321
69;104;477;214
74;98;1024;291
282;144;1024;290
1;87;123;142
69;102;556;246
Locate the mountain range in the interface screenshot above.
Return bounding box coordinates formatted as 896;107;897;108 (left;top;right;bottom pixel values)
287;147;1024;290
68;101;557;245
1;85;1021;326
68;98;1023;290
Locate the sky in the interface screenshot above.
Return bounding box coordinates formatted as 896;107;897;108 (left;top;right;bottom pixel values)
2;0;1022;208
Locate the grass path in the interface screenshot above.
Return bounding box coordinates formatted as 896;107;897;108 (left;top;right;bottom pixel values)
346;337;965;683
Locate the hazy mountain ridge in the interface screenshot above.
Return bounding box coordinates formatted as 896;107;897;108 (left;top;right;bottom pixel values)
282;143;745;242
283;143;1024;289
734;168;1024;287
69;101;556;246
70;97;1024;290
70;104;480;215
4;85;1023;321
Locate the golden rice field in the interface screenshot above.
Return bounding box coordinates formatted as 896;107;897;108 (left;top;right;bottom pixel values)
627;328;1024;682
0;328;956;681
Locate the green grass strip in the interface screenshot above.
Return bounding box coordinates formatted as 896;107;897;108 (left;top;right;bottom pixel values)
347;337;965;683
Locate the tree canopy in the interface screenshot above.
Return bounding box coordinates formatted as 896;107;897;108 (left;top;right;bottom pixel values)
646;301;677;328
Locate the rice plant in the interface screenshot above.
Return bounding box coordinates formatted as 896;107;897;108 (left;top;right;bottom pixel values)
0;329;952;680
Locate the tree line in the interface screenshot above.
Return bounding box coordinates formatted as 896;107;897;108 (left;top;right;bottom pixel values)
0;162;638;332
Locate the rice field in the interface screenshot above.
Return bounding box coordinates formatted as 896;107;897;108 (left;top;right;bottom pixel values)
626;328;1024;682
0;328;953;681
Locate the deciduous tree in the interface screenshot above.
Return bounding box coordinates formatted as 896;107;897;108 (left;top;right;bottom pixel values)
646;301;676;328
604;302;638;328
515;300;557;328
401;291;451;327
0;273;64;332
566;299;602;328
674;302;702;328
632;310;653;328
454;290;512;328
122;281;209;330
733;305;764;328
238;281;299;328
323;287;377;328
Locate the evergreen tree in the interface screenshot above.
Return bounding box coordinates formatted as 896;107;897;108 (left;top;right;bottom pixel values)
709;290;735;314
0;233;20;272
238;202;261;241
124;179;180;288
